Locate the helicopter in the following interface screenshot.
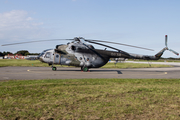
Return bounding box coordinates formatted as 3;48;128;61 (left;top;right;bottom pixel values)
2;35;179;72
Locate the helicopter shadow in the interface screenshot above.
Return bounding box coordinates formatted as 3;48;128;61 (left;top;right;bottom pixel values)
90;70;123;74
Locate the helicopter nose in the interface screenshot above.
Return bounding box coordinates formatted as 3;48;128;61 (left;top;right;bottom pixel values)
39;56;44;62
37;55;41;60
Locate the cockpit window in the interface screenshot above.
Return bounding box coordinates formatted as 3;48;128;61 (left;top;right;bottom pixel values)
88;45;95;49
39;52;45;57
39;49;53;57
45;52;51;58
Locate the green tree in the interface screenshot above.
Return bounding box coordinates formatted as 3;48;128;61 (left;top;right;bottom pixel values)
3;51;13;55
15;50;29;56
0;52;4;56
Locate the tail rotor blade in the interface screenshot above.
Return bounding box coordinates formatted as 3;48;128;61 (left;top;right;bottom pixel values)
169;49;179;56
165;35;168;47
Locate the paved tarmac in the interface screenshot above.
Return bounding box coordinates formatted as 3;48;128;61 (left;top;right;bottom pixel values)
125;61;180;67
0;66;180;80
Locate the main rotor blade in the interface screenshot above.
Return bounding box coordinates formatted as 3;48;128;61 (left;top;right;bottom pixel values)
86;40;130;55
85;39;154;51
2;39;74;46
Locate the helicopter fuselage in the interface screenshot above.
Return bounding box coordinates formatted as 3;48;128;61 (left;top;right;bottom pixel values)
39;41;134;69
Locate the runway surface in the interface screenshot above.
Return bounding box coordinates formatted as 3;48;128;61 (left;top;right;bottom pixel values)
0;66;180;80
125;61;180;66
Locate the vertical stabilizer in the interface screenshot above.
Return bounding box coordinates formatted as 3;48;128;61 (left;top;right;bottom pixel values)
155;47;168;59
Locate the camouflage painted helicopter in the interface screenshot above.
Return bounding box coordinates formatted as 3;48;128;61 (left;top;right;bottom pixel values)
2;35;179;72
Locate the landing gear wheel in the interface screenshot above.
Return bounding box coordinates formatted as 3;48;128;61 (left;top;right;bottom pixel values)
83;67;88;72
52;67;57;71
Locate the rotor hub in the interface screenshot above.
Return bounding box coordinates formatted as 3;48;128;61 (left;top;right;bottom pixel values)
74;37;85;41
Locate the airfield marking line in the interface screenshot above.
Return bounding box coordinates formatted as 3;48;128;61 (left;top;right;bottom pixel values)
0;72;29;75
27;69;53;74
122;72;167;76
27;69;116;74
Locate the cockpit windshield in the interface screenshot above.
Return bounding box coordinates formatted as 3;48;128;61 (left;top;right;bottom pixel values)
39;49;53;57
39;52;45;57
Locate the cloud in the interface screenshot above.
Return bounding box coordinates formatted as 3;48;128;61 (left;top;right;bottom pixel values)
0;10;45;42
0;10;42;29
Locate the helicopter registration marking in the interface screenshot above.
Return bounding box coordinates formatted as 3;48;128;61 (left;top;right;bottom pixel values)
111;53;122;56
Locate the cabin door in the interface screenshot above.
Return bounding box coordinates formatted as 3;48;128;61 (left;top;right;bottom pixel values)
54;53;60;64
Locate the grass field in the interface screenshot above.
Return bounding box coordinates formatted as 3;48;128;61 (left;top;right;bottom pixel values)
0;59;172;68
0;59;49;67
1;78;180;119
0;59;177;119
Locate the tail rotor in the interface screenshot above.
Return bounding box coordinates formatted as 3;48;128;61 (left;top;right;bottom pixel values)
165;35;179;56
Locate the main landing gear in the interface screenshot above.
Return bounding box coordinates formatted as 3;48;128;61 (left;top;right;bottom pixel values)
51;65;57;71
81;66;89;72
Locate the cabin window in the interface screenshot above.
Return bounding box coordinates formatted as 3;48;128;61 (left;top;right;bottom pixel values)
80;57;82;60
56;55;59;58
87;58;89;61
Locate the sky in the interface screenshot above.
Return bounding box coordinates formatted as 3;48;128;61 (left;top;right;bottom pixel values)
0;0;180;58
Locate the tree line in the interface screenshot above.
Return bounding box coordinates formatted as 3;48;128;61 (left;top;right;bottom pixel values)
0;50;40;56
